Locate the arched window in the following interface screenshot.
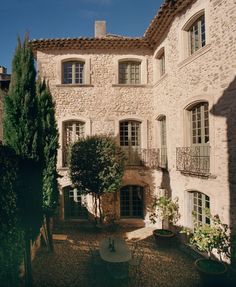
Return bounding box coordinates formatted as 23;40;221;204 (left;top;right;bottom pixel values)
183;11;206;56
190;102;209;145
120;185;144;218
62;60;85;84
188;14;205;55
189;191;210;225
118;60;141;84
119;120;141;165
62;120;85;166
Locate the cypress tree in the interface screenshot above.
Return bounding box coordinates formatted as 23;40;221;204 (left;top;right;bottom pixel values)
37;78;59;251
3;34;43;287
4;35;38;159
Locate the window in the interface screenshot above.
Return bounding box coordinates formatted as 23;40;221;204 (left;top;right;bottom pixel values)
159;116;167;168
62;61;85;84
64;187;88;219
120;185;143;218
189;14;205;55
157;50;165;77
120;120;141;165
190;191;210;225
119;61;141;84
63;121;85;166
190;102;209;145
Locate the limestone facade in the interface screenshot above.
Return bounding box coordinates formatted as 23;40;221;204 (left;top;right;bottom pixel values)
33;0;236;235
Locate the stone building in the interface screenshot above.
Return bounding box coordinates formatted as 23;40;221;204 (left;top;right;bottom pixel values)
0;66;11;143
31;0;236;240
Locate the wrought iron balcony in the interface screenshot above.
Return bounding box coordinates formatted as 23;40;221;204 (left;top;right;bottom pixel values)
176;145;210;176
122;147;159;169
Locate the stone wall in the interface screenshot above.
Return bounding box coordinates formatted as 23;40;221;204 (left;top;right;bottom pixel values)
152;0;236;228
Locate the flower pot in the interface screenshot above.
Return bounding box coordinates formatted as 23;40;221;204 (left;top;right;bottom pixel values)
153;229;175;247
194;258;228;287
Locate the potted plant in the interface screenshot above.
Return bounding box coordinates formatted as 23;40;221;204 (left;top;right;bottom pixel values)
149;195;180;245
188;209;231;287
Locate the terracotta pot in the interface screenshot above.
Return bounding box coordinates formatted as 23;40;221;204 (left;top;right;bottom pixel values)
194;258;228;287
153;229;175;247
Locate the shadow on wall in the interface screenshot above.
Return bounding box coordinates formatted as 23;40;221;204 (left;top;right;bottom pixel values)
210;76;236;265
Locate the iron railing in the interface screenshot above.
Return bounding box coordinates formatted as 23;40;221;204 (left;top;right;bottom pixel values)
122;147;159;169
176;145;210;176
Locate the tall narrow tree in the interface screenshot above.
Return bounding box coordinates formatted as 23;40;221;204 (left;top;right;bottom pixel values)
3;34;43;287
37;79;59;251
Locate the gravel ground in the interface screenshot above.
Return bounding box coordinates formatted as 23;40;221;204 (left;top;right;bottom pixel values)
31;223;234;287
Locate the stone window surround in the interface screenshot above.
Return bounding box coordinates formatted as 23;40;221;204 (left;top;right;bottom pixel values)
57;115;91;168
181;95;215;175
56;55;91;86
155;114;168;149
179;1;210;61
113;55;148;86
153;47;166;83
114;116;148;149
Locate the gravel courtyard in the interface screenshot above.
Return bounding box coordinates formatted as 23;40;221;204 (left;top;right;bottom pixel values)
31;223;205;287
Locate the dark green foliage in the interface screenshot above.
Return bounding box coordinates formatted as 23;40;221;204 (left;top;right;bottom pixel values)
2;34;43;286
37;79;59;216
70;135;126;222
0;146;24;287
3;35;38;160
17;158;43;239
70;135;125;195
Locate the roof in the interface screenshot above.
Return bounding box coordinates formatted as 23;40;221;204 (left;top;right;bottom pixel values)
144;0;196;48
30;37;150;51
30;0;196;52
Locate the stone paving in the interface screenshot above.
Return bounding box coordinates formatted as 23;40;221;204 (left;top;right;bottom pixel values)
31;223;218;287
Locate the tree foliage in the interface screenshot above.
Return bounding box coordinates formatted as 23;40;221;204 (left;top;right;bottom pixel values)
149;195;180;227
190;209;231;261
37;79;59;216
0;146;24;287
3;35;39;160
70;135;126;222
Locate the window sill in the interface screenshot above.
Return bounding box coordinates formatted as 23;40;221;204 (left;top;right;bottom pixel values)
153;73;168;87
112;84;148;88
56;84;94;87
178;44;211;69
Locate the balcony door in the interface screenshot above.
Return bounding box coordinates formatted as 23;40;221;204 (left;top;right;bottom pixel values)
190;102;210;173
120;185;143;218
159;116;167;168
120;120;141;165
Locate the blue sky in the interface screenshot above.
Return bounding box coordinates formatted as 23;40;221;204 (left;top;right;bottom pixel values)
1;0;163;72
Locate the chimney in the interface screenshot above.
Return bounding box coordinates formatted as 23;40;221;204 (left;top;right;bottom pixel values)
94;21;106;38
0;66;7;74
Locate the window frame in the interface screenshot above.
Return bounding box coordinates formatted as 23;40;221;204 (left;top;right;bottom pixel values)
62;60;85;85
189;191;210;226
118;60;141;85
62;120;85;167
188;14;206;55
120;185;144;218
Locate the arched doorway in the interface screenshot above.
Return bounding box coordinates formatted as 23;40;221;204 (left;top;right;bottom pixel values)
120;185;144;218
